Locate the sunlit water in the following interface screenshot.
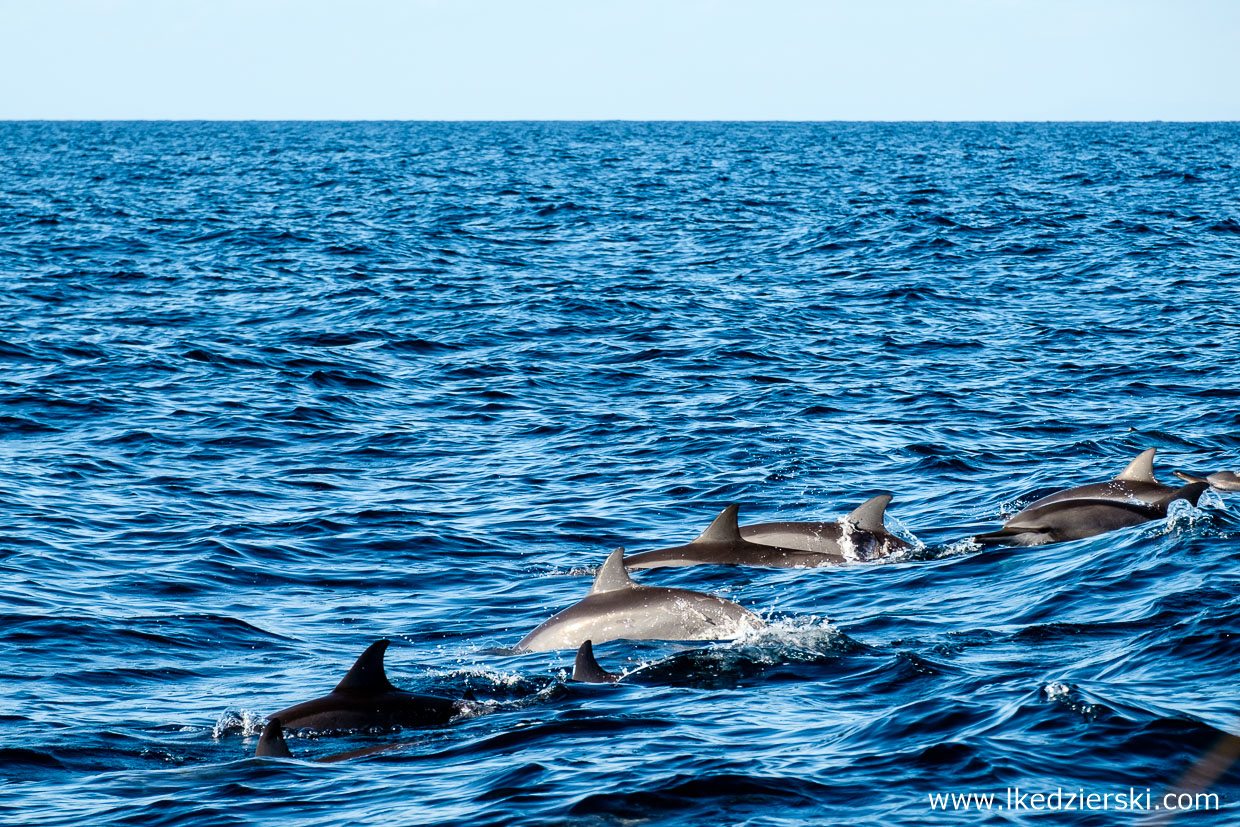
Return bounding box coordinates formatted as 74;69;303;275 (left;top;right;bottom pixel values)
1;122;1238;825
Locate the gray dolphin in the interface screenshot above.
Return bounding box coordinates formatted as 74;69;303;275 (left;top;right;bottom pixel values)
624;495;907;570
572;640;621;683
255;717;407;761
1023;448;1177;508
974;481;1208;547
515;547;765;652
265;639;463;733
741;494;910;561
256;717;296;758
1174;470;1240;492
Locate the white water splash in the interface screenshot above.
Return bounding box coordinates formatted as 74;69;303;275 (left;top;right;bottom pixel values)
212;708;266;739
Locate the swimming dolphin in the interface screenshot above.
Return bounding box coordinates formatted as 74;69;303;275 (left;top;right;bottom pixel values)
1174;470;1240;492
741;494;909;561
572;640;621;683
256;718;296;758
623;496;907;570
265;639;463;733
515;547;765;652
1023;448;1179;508
255;717;408;762
973;481;1208;547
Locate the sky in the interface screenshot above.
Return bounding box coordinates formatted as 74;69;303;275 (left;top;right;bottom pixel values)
1;0;1236;121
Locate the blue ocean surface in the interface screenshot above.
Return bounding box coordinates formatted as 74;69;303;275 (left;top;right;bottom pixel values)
1;121;1239;825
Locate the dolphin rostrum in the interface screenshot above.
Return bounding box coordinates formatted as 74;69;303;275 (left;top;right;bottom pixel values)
974;482;1208;547
515;547;765;652
265;639;463;733
1174;470;1240;492
623;496;908;570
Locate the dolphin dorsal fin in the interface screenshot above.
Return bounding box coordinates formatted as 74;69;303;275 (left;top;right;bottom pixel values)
333;639;397;693
256;718;293;758
573;640;620;683
590;548;636;594
843;494;892;533
1115;448;1157;483
692;504;742;544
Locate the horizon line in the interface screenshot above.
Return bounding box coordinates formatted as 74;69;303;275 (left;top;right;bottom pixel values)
3;118;1239;124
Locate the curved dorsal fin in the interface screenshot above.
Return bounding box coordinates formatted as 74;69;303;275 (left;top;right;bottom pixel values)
843;494;892;533
256;718;293;758
333;639;397;693
692;504;742;544
1115;448;1156;483
572;639;620;683
590;548;635;594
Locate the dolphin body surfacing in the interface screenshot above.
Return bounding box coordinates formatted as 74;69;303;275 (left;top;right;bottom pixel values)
515;548;764;652
1174;470;1240;492
572;640;622;683
1021;449;1179;508
256;717;295;758
265;639;463;733
741;494;909;561
974;482;1208;547
255;717;408;762
623;495;907;570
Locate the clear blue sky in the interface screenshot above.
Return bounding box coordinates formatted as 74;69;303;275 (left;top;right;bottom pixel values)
1;0;1236;120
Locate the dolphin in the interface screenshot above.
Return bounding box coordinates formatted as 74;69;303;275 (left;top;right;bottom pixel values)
1022;448;1179;508
255;717;407;762
515;547;765;652
256;717;295;758
265;639;463;733
1174;470;1240;492
572;640;621;683
974;481;1208;547
623;495;907;570
741;494;909;561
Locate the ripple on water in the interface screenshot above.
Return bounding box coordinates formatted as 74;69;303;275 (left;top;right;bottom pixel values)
1;122;1239;825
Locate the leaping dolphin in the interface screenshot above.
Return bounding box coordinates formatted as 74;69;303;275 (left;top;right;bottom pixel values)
974;481;1207;547
265;639;464;733
514;547;765;652
1174;470;1240;492
623;495;908;570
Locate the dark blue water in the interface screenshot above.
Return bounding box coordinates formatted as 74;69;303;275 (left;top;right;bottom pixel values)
2;122;1239;825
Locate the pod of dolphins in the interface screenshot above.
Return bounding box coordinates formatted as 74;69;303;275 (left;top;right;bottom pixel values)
254;449;1235;760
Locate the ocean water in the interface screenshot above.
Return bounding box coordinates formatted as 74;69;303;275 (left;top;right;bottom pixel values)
1;121;1238;826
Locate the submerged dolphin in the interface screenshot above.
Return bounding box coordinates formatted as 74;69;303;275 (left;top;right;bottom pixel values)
255;717;407;761
1023;448;1178;508
974;482;1208;547
572;640;621;683
1174;470;1240;492
624;495;907;570
515;547;764;652
265;639;463;733
256;717;296;758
